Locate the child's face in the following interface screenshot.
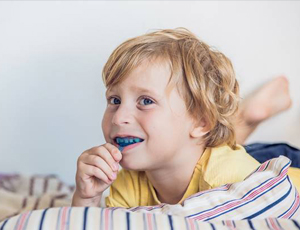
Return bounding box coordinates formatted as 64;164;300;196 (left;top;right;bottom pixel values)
102;59;198;170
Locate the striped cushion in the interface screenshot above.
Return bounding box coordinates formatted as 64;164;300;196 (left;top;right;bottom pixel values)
1;156;299;230
125;155;300;220
1;207;300;230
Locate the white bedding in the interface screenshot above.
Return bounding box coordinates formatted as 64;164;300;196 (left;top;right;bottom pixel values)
1;156;299;230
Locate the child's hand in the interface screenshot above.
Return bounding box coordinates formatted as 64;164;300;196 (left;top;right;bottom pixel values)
72;143;122;206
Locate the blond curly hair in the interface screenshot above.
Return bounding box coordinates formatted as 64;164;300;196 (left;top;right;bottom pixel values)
102;28;240;149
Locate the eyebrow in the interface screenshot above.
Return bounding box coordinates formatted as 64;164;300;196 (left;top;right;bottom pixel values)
106;86;160;97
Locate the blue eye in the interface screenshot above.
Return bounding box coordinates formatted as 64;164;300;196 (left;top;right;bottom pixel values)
108;97;121;105
107;96;154;106
140;97;154;105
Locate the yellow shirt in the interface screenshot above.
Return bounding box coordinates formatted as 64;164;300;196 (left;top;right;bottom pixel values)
105;144;300;208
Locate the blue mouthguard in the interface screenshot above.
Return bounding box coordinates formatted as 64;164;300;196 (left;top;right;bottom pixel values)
118;146;124;152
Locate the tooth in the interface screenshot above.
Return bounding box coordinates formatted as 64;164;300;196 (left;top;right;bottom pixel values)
125;139;129;144
116;138;123;143
134;138;140;143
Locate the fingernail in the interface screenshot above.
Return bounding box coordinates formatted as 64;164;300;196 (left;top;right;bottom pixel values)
118;146;124;152
111;172;117;179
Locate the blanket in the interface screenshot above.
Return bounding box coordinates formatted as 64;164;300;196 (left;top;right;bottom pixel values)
0;156;300;230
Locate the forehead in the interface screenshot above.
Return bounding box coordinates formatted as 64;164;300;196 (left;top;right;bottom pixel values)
106;59;172;96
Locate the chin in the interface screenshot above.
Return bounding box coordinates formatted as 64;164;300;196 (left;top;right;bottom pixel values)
119;160;145;171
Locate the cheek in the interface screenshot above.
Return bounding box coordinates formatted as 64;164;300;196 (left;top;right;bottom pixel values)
141;111;173;138
101;112;111;139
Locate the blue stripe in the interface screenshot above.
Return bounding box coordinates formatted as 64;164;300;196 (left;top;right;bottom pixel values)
199;175;288;221
279;161;291;174
83;207;89;230
143;213;147;230
55;207;63;230
209;222;216;230
100;208;104;230
244;161;270;180
126;212;130;230
38;208;49;230
211;176;288;221
0;219;9;230
265;219;271;229
247;219;255;230
185;186;230;202
66;207;72;230
245;179;292;219
110;208;115;230
14;213;23;230
278;183;298;218
23;211;33;230
290;201;300;219
184;218;190;230
187;167;287;219
275;219;283;229
232;220;236;227
168;215;174;230
292;220;300;229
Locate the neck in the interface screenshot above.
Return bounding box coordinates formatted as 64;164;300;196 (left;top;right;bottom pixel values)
145;144;205;204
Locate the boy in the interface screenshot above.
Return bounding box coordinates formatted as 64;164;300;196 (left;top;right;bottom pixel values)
71;28;298;208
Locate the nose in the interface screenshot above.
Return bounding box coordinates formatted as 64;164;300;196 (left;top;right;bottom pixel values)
111;104;134;126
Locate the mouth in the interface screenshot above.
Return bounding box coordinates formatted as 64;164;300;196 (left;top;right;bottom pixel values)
113;136;145;148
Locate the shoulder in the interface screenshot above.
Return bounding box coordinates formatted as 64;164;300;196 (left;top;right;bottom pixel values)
201;144;261;188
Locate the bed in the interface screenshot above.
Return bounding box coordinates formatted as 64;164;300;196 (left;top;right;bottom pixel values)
1;156;300;230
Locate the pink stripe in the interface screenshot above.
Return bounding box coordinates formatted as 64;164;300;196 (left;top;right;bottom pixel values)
147;213;153;230
268;218;281;230
243;160;269;181
196;172;286;220
105;208;110;230
60;207;68;230
187;218;195;230
186;184;231;201
129;203;166;212
282;192;300;218
224;220;236;230
258;161;269;172
194;168;288;220
16;212;30;230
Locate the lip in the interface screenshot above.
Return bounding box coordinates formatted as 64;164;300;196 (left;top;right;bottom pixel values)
112;133;144;139
120;141;143;152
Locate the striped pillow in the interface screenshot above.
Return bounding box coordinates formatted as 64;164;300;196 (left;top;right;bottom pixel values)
125;155;300;220
1;156;299;230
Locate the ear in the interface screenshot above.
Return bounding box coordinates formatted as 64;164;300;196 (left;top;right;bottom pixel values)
190;117;209;138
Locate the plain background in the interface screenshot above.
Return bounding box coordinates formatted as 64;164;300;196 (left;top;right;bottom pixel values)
0;1;299;184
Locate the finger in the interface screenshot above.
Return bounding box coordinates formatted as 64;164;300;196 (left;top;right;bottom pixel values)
83;155;117;181
78;163;112;184
103;143;122;162
91;145;121;171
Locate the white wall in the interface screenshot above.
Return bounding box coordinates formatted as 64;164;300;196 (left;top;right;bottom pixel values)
0;1;299;184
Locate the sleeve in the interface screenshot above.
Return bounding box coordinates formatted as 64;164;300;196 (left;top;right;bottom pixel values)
105;169;139;208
